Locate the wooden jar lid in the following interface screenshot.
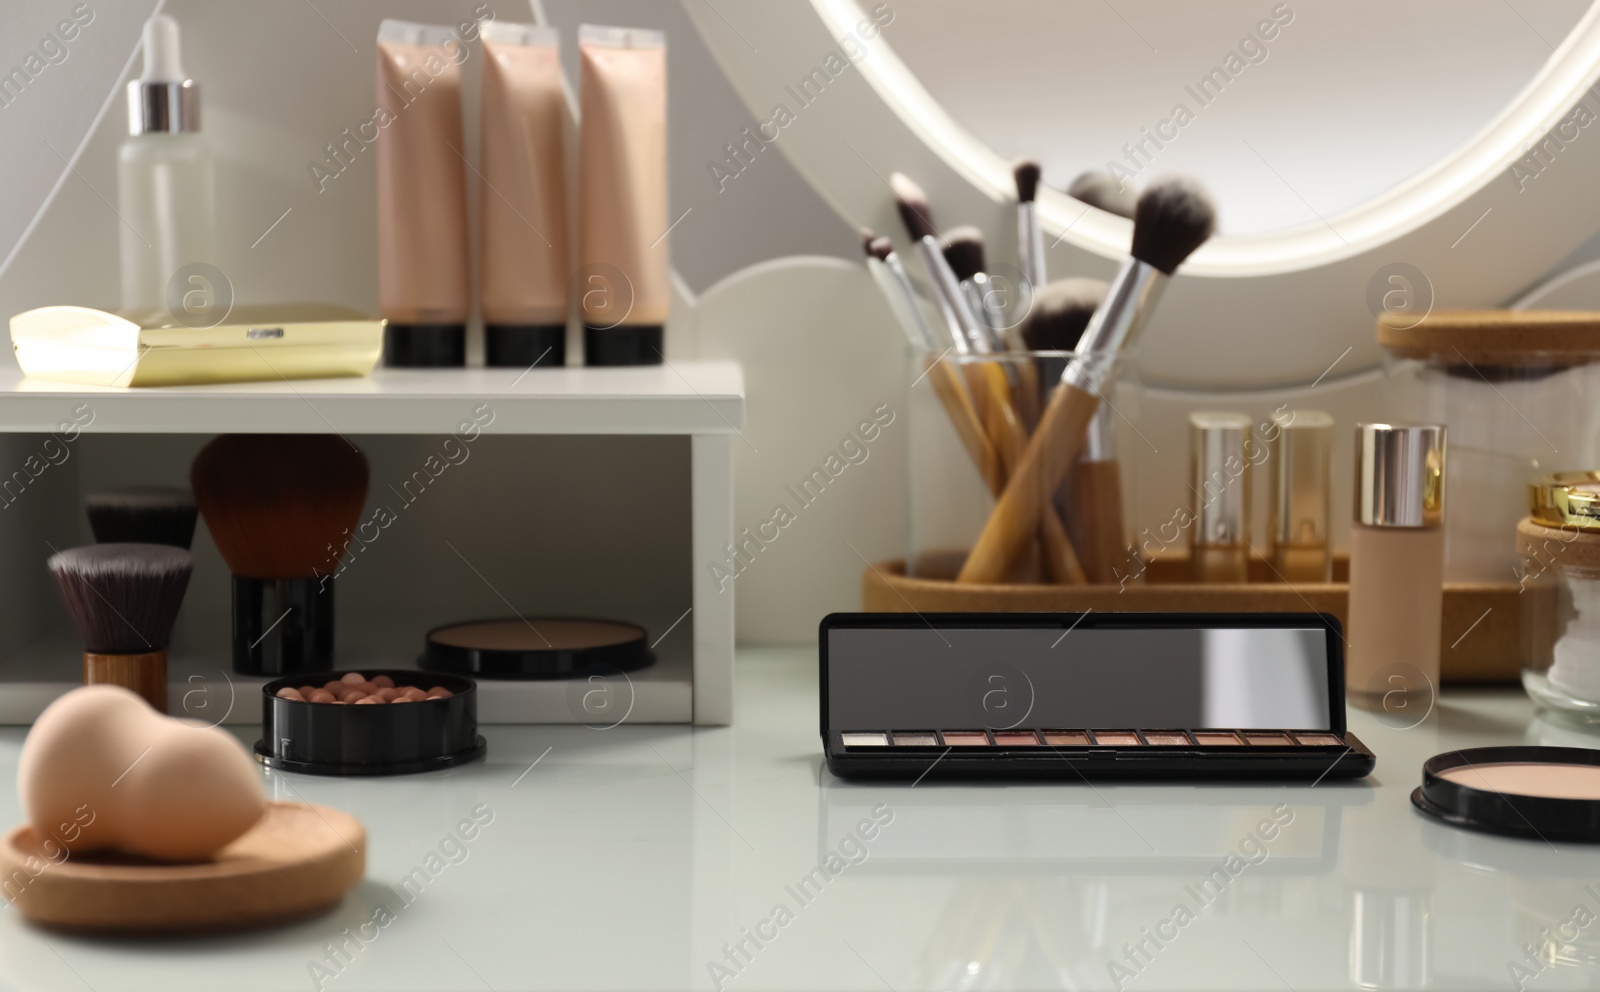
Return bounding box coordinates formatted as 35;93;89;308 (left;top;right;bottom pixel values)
1379;310;1600;366
1517;516;1600;572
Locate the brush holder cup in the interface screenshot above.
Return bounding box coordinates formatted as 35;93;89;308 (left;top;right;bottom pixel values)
1381;312;1600;582
232;576;335;677
905;348;1141;585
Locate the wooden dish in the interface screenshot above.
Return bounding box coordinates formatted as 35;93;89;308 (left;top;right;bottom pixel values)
0;801;365;935
864;551;1521;683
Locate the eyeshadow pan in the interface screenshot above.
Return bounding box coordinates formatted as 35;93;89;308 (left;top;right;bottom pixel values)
1092;731;1142;746
1143;731;1191;746
1246;733;1294;746
892;732;938;746
941;731;991;746
1294;733;1343;746
1194;732;1243;746
1043;731;1091;746
841;733;888;747
993;731;1041;746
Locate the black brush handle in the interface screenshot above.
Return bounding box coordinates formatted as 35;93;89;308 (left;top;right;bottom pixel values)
232;577;336;676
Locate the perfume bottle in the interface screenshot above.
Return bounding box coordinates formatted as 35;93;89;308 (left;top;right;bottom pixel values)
118;14;214;322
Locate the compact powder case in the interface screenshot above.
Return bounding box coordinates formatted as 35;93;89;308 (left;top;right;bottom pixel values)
422;617;653;679
1411;745;1600;842
256;670;485;776
820;612;1375;781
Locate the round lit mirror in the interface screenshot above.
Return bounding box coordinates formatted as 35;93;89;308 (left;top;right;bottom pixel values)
884;0;1591;237
690;1;1600;387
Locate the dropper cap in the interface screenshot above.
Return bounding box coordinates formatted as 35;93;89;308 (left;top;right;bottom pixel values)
126;14;199;135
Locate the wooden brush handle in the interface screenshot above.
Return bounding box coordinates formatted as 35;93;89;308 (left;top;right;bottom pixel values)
1014;361;1041;432
85;651;167;713
964;360;1086;584
926;360;1003;492
1068;458;1128;584
958;382;1101;584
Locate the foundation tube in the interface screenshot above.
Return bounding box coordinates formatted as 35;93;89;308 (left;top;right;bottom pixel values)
480;22;569;368
377;20;471;367
578;25;668;366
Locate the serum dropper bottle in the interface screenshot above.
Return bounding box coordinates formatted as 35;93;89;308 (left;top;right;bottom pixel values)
119;14;214;322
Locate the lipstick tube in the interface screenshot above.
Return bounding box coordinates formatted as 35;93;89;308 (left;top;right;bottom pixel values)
1189;412;1253;584
1268;410;1334;582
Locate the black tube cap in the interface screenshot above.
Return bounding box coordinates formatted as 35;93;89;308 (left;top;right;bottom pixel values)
385;323;466;367
485;324;566;368
584;325;663;366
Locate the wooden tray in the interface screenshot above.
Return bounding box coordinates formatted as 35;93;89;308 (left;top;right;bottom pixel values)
0;801;365;935
863;551;1521;684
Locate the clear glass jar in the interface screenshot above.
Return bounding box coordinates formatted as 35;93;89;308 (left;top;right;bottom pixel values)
1518;515;1600;720
905;348;1140;584
1383;348;1600;583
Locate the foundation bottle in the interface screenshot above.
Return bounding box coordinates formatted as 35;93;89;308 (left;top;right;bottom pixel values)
1346;424;1447;709
1189;412;1252;583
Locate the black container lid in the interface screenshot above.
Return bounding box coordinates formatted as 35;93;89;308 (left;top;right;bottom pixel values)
1411;745;1600;842
584;325;663;366
385;323;466;367
422;617;655;679
485;324;566;369
255;669;485;776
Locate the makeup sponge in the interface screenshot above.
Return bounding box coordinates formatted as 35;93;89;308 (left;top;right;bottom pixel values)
17;685;266;862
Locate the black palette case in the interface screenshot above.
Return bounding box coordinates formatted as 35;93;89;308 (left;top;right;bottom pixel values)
820;612;1375;782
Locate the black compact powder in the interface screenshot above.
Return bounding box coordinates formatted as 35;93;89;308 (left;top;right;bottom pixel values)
1411;746;1600;842
423;617;654;679
256;669;485;776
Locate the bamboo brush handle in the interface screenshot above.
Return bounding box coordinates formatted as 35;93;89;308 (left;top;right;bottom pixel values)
966;360;1086;584
930;359;1082;583
958;382;1101;584
85;651;167;713
927;360;1003;492
1014;361;1041;432
1068;459;1127;584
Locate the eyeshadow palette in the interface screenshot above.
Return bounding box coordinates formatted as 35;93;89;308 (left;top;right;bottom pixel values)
820;612;1375;781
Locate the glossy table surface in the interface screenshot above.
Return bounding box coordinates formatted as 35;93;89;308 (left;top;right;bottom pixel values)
0;646;1597;991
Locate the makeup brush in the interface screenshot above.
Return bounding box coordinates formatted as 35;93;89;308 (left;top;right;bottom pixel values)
887;178;1085;584
191;434;370;675
86;485;198;549
943;225;1039;427
1013;160;1045;292
1019;278;1107;416
863;233;1003;494
1068;171;1136;219
940;226;1007;350
863;230;937;353
958;174;1216;584
890;173;989;355
1022;280;1130;585
50;543;193;711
